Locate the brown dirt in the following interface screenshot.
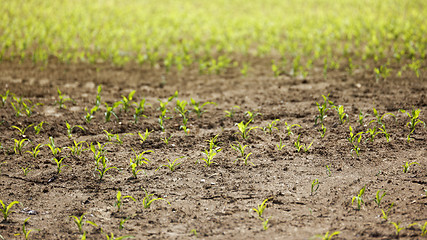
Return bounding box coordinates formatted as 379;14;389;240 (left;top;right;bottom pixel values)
0;61;426;240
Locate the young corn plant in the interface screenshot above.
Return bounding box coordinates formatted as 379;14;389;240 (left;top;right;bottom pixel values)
161;134;173;145
199;148;221;167
402;161;419;173
104;102;121;122
129;159;145;179
130;149;152;166
141;188;170;209
0;200;20;221
351;186;366;210
236;121;259;140
419;222;427;236
276;138;285;150
55;88;74;109
26;143;42;159
15;217;38;240
251;199;268;218
230;142;254;166
311;179;320;195
381;202;394;221
347;126;363;157
95;85;102;107
115;191;136;212
84;106;98;123
374;190;386;207
369;107;396;127
156;156;185;172
245;111;261;123
377;126;391;142
33;121;45;134
133;98;148;123
332;105;348;124
14;138;30;155
21;165;32;176
69;213;97;233
315;94;334;125
12;124;34;136
46;136;61;157
90;142;109;160
313;231;340;240
224;106;240;118
65;141;88;156
358;110;369;125
206;134;221;151
0;90;9;107
53;157;68;174
95;155;117;180
365;127;381;142
389;222;406;237
119;216;133;231
263;119;280;134
400;107;425;142
325;165;332;177
294;135;313;153
105;232;134;240
175;100;190;134
318;124;326;138
119;90;135;113
65;121;85;139
190;98;216;118
262;217;271;231
284;122;301;136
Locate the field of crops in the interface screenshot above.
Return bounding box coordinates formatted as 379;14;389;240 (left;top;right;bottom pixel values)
0;0;426;239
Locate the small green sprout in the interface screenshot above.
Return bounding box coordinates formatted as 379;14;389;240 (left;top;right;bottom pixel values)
33;121;45;134
408;58;421;78
190;98;216;118
369;107;396;127
12;123;34;136
0;90;9;107
402;161;419;173
332;105;348;124
141;188;170;209
199;148;221;167
156;156;185;172
90;142;109;160
161;134;173;145
311;179;320;195
380;202;394;221
69;213;98;233
230;142;253;166
65;121;85;139
235;121;260;140
15;217;38;240
0;200;20;221
325;165;331;177
294;135;313;153
21;165;31;176
55;88;74;109
351;186;366;210
95;85;102;107
224;105;240;118
347;126;363;157
389;222;405;236
263;119;280;134
138;129;153;144
400;107;425;141
315;93;334;125
130;149;152;166
284;122;301;136
190;229;198;236
358;110;369;125
104;130;125;144
262;217;271;231
318;124;326;138
251;198;268;218
53;157;68;174
105;232;134;240
365;127;380;142
84;106;98;123
95;155;117;180
119;90;135;112
175;100;190;134
65;141;88;156
14;138;30;155
46;136;61;156
115;191;136;212
245;111;261;123
206;134;221;150
374;190;386;207
119;216;133;231
276;138;285;150
313;231;340;240
133;98;148;123
26;143;42;158
374;64;391;82
419;222;427;236
104;102;121;122
129;159;145;179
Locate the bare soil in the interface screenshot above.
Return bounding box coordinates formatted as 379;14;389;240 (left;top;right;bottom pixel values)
0;61;426;240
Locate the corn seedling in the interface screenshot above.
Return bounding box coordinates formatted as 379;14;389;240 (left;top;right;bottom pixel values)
104;130;125;145
313;231;340;240
175;100;190;134
14;138;29;155
402;161;419;173
55;88;74;109
70;213;98;233
236;121;259;140
284;122;301;136
104;102;121;122
245;111;261;123
161;134;173;145
276;138;285;150
325;165;332;177
141;188;170;209
389;222;406;236
84;106;98;123
373;190;386;207
262;217;271;231
15;217;38;240
90;142;109;160
315;94;334;125
95;155;117;180
351;186;366;210
358;110;369;125
224;105;240;118
12;124;34;136
369;107;396;127
119;216;133;230
365;127;381;142
105;232;134;240
332;105;348;124
138;129;153;144
95;85;102;107
65;141;88;156
26;143;42;158
156;156;185;172
190;98;216;118
65;121;85;139
33;121;45;134
53;157;68;174
311;179;320;195
400;107;425;141
294;135;313;153
133;98;147;123
374;64;391;82
21;165;31;176
251;198;268;218
230;142;254;166
0;200;20;221
199;148;221;167
380;202;394;221
119;90;135;113
419;222;427;236
190;229;198;237
46;136;61;157
318;124;326;138
206;133;221;150
130;149;152;166
408;58;421;78
347;126;363;157
0;90;9;107
263;119;280;134
129;159;144;179
115;191;136;212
